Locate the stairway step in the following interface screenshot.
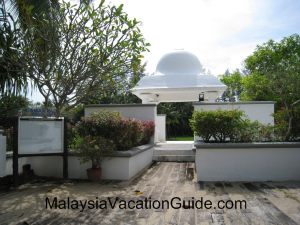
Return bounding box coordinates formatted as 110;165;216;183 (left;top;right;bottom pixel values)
153;150;194;156
153;155;195;162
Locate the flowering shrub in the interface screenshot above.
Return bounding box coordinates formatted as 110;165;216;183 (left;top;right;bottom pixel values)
76;111;122;140
74;110;155;151
140;121;155;144
114;119;144;150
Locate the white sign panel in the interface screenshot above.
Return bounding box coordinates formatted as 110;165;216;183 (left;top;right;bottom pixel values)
18;118;64;154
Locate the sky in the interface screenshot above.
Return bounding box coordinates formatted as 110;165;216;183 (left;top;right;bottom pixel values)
106;0;300;75
29;0;300;102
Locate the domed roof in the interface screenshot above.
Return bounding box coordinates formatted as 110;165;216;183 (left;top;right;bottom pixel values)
131;50;227;103
155;50;203;75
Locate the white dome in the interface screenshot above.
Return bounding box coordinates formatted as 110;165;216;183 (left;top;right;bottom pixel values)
155;50;203;75
131;50;227;103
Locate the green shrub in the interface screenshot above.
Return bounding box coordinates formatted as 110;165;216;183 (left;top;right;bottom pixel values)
75;136;115;168
234;120;261;142
190;109;244;142
190;109;295;143
274;108;300;141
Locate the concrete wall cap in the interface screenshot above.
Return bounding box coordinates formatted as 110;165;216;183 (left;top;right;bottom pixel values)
85;104;157;108
194;141;300;149
193;101;275;106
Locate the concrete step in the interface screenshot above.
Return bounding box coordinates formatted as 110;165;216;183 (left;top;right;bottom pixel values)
153;149;195;162
153;149;195;156
153;154;195;162
153;142;195;162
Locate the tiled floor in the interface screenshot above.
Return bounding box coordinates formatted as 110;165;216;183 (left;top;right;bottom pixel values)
0;162;300;225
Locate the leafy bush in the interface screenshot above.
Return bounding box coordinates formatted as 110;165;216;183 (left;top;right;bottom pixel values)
234;120;262;142
74;110;155;151
76;111;122;140
140;121;155;145
190;109;244;142
114;119;144;150
75;136;115;168
233;119;281;142
274;108;300;141
157;102;193;137
0;95;29;117
190;109;296;143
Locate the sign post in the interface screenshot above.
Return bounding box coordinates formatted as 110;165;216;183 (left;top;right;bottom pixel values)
13;117;68;186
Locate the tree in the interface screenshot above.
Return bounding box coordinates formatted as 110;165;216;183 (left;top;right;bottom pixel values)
23;0;150;116
0;7;27;95
158;102;193;137
240;72;277;101
244;34;300;140
86;61;146;104
0;94;29;117
220;69;243;101
1;0;57;97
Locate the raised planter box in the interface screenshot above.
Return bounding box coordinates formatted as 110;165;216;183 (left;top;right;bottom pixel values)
195;142;300;182
5;144;154;180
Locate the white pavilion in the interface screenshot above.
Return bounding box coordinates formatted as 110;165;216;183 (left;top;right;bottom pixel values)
131;50;227;103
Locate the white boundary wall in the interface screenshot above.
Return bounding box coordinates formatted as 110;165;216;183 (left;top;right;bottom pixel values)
5;145;154;180
195;143;300;181
193;101;275;125
85;104;158;142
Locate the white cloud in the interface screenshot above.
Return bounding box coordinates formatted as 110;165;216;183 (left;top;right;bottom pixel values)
105;0;261;74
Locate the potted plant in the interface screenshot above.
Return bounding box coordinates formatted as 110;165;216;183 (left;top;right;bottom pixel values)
76;135;115;181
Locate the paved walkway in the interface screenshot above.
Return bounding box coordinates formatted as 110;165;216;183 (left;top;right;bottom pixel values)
0;162;300;225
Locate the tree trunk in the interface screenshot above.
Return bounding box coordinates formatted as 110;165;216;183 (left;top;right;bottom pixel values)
55;107;61;118
42;97;49;118
285;112;293;141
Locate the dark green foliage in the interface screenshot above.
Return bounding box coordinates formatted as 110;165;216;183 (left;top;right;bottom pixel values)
190;109;244;142
0;13;27;95
0;95;29;117
0;117;18;152
87;62;146;105
23;0;150;116
240;72;277;101
75;135;115;168
244;34;300;140
65;105;85;123
234;120;262;142
273;107;300;141
158;102;193;137
190;109;296;143
220;69;243;101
